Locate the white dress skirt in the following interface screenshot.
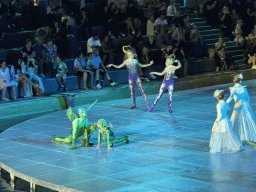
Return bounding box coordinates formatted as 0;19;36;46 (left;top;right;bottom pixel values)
230;101;256;142
210;118;243;154
210;100;243;154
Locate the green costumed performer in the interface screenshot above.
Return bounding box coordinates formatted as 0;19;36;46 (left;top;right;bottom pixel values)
96;119;129;149
52;100;98;150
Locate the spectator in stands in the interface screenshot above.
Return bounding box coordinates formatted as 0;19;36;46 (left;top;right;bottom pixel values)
88;48;117;89
231;9;239;27
44;38;57;77
27;59;44;96
0;61;18;101
35;24;51;42
204;0;221;28
155;13;169;32
138;46;156;81
62;18;80;58
188;23;208;58
245;34;256;61
215;37;227;71
168;40;187;77
21;39;35;61
171;10;182;26
251;24;256;36
244;1;255;35
219;6;233;37
181;13;191;31
233;20;245;46
167;0;177;22
158;3;167;16
172;22;185;47
87;33;101;54
78;8;91;41
55;56;68;92
74;50;95;90
156;26;171;50
147;15;156;45
33;38;46;78
101;35;116;65
125;0;142;36
16;58;40;97
52;21;68;56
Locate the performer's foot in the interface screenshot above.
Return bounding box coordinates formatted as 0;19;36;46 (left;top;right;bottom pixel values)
52;136;56;140
129;106;136;109
125;136;129;144
148;106;154;112
146;104;150;110
168;108;173;113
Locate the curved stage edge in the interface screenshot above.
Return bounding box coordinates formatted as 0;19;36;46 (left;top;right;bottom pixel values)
0;81;256;191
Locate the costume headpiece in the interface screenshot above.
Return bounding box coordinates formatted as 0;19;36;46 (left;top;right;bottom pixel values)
97;119;113;128
78;99;98;116
167;54;176;60
237;74;243;79
213;90;224;98
122;46;133;54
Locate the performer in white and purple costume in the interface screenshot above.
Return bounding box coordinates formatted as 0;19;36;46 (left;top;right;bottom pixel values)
148;54;181;113
107;46;154;109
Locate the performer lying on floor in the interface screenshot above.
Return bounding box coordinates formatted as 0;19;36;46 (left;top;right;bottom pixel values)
96;119;129;149
52;100;98;149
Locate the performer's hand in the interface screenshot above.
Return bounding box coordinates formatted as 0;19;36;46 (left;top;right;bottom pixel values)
149;72;154;75
96;144;100;148
150;60;154;65
106;64;112;68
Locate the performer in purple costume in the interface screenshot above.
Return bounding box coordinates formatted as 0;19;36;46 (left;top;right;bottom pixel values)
107;46;154;109
148;54;181;113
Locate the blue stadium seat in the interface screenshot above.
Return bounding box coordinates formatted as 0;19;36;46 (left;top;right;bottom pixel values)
63;59;75;75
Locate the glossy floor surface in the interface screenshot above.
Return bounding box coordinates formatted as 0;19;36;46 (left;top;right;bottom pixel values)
1;80;256;192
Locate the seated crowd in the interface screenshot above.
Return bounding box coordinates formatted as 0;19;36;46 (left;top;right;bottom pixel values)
1;0;256;101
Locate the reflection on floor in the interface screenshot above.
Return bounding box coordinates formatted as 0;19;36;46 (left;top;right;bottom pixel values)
1;80;256;192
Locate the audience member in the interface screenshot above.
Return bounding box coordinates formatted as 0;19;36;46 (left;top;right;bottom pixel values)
101;35;116;65
215;37;227;71
74;50;95;90
233;20;245;46
55;56;68;92
35;24;51;42
27;59;44;95
188;23;208;58
88;48;117;89
87;33;101;54
0;61;18;101
44;38;58;77
219;6;233;37
21;39;35;60
167;0;177;21
33;38;46;78
155;13;169;32
147;15;156;45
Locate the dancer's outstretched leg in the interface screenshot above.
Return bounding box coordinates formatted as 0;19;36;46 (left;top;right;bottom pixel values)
167;84;174;113
128;79;136;109
149;82;167;112
135;77;149;109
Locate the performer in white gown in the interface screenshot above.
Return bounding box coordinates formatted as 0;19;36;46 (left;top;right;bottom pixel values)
226;74;256;142
210;90;243;154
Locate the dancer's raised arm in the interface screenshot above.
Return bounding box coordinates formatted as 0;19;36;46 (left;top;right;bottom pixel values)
150;70;165;76
137;60;154;68
107;61;127;69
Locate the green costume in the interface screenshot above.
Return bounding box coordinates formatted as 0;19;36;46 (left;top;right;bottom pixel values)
52;100;98;149
97;119;129;148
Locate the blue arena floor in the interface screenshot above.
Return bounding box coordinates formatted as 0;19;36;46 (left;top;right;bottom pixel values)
0;80;256;192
